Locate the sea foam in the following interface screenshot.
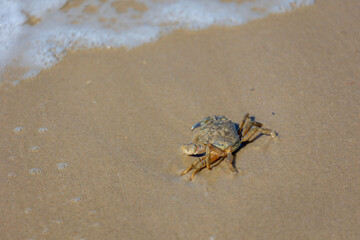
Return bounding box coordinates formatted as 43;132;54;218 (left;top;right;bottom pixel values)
0;0;314;84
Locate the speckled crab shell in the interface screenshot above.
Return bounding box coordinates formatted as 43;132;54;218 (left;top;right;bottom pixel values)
195;116;241;152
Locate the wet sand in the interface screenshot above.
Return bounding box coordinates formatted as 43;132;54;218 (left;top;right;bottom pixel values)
1;0;360;239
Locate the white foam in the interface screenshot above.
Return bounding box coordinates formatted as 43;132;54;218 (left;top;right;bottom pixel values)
0;0;314;83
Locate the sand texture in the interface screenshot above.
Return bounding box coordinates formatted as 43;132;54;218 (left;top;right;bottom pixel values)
1;0;360;239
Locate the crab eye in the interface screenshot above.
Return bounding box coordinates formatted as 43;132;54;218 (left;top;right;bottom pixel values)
216;116;226;121
202;117;211;123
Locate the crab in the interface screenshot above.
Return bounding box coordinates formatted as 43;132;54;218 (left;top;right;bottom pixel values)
181;114;276;180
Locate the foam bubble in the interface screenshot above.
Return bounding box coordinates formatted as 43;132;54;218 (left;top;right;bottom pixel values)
13;126;24;134
30;146;40;152
70;196;82;204
55;219;63;224
89;209;97;215
57;162;70;170
0;0;314;83
24;207;33;214
29;168;42;175
38;127;49;133
8;171;17;178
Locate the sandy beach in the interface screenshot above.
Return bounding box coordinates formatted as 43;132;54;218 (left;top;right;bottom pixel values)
1;0;360;239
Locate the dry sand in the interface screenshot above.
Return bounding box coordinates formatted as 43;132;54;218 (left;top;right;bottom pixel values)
1;0;360;239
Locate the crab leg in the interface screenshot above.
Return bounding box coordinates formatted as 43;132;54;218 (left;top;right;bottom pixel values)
259;128;277;138
242;121;262;138
224;148;238;174
242;126;276;143
248;128;276;142
205;144;211;170
185;152;223;180
241;121;252;137
241;127;260;143
238;113;250;135
190;163;206;180
181;158;202;175
188;148;239;179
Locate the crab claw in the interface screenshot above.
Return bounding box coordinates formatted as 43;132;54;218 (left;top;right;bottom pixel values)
191;122;201;131
181;143;206;155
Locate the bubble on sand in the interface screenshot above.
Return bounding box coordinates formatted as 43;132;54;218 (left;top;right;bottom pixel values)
30;146;40;152
24;208;32;214
8;171;17;178
38;127;48;133
89;210;97;215
29;168;42;175
55;219;63;224
13;126;24;134
57;162;69;170
70;197;82;204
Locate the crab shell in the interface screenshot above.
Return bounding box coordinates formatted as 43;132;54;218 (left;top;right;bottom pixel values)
195;116;241;152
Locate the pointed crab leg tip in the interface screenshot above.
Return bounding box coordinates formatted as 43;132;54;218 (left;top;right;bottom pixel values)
191;122;201;131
